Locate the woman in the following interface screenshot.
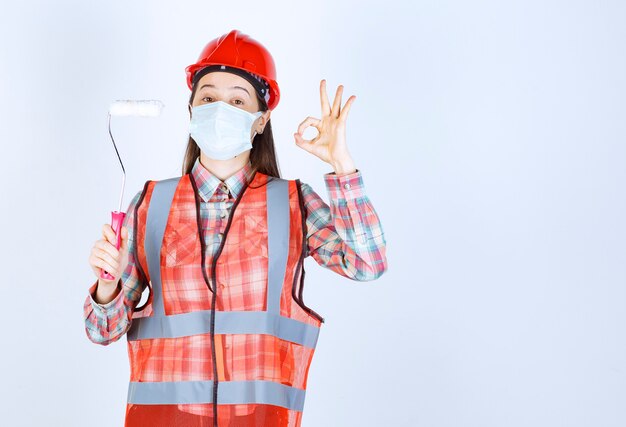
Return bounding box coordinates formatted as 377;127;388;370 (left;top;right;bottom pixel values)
84;29;387;427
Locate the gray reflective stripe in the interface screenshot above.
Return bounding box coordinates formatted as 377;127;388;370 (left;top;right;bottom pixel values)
139;175;293;321
127;380;306;411
127;310;320;348
266;178;290;314
129;176;319;346
145;177;181;316
128;175;318;407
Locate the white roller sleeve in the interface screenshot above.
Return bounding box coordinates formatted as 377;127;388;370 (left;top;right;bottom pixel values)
109;100;165;117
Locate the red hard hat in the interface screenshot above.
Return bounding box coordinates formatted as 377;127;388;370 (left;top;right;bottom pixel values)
185;29;280;110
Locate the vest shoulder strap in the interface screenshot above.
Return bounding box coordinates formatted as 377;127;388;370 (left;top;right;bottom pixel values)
144;176;183;316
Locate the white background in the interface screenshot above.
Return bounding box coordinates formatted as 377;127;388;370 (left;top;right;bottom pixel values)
1;1;625;426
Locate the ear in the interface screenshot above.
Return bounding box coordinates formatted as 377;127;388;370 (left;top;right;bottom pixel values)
257;110;271;134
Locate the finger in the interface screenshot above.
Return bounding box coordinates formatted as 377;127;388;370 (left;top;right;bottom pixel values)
102;223;117;244
293;131;316;153
331;85;343;118
339;95;356;122
297;116;321;136
95;239;120;260
319;79;331;117
90;255;118;278
96;247;120;271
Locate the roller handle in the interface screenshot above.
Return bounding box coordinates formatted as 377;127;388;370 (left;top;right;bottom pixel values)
100;210;126;280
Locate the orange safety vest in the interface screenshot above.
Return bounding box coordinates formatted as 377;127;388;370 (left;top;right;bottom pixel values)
123;170;324;427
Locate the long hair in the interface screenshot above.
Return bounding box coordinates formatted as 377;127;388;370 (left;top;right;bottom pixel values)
181;80;281;178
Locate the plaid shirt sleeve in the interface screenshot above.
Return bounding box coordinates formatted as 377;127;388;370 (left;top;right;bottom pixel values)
300;169;388;281
83;189;146;345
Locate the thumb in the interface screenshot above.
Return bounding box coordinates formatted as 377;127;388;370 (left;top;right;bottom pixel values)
120;226;129;251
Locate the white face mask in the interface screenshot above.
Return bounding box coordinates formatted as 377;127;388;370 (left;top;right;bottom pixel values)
189;100;263;160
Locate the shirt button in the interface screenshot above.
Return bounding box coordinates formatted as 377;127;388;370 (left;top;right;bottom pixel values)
343;183;351;190
219;282;226;289
217;232;223;239
220;211;227;219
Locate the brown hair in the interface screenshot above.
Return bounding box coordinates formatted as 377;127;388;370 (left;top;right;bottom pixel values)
181;78;281;178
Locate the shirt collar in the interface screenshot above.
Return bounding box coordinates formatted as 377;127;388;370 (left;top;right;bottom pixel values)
190;156;255;202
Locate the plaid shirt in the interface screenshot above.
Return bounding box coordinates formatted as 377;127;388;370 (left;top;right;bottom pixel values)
84;157;387;345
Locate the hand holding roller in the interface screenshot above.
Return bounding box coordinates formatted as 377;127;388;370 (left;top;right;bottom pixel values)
100;99;164;280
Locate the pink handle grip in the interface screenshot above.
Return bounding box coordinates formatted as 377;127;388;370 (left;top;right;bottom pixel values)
100;210;127;281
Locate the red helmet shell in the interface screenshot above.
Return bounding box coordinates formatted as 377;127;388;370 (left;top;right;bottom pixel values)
185;29;280;110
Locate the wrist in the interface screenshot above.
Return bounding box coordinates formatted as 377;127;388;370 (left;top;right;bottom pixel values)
95;279;122;304
331;158;356;176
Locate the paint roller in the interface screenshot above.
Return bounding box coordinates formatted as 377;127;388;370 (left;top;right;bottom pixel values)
101;99;165;280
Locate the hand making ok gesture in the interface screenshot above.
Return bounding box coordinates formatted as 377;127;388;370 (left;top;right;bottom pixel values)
293;79;357;175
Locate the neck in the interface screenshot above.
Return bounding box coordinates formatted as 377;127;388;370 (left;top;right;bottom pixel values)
199;152;250;181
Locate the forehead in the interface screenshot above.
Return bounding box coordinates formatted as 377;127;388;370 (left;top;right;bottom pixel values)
195;71;254;94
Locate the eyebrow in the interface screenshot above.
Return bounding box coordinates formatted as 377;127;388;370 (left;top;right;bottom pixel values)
199;84;250;96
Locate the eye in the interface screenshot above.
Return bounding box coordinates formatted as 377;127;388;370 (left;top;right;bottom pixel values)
234;99;244;105
201;96;213;102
